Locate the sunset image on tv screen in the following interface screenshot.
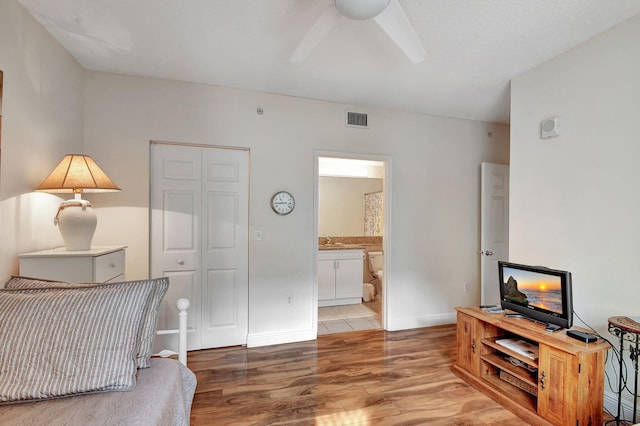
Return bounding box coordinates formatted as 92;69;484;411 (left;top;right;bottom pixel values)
503;267;563;314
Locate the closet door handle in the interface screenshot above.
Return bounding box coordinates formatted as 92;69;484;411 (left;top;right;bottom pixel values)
177;259;185;266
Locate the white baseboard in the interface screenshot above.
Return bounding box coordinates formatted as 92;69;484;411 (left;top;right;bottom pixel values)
386;312;457;331
247;328;316;348
247;311;457;347
604;389;640;423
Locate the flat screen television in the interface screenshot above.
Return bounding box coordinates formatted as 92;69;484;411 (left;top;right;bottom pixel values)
498;261;573;330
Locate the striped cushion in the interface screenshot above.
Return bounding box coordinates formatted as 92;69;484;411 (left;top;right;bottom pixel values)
0;280;156;404
5;276;169;369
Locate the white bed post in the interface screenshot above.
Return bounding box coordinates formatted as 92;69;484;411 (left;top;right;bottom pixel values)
155;298;190;366
177;298;190;366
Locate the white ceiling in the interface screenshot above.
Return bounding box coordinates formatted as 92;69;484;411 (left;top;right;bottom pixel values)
17;0;640;124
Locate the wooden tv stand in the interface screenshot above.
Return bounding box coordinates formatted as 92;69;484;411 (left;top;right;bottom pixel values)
453;307;610;426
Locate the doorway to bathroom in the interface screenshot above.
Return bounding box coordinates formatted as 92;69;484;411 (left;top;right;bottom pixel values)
315;153;389;335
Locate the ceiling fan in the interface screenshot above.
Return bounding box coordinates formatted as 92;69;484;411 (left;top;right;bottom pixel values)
290;0;426;64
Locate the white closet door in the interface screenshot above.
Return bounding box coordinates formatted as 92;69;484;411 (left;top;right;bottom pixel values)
200;147;249;348
151;143;249;351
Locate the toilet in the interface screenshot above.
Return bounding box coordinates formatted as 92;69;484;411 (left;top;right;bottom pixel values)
364;251;383;301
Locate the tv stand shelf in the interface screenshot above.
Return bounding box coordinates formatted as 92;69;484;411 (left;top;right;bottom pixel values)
454;307;610;426
480;351;537;388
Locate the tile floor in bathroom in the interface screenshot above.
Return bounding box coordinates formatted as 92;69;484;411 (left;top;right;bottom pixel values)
317;297;382;335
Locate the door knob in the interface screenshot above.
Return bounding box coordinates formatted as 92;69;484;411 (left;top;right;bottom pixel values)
177;259;185;265
483;250;494;256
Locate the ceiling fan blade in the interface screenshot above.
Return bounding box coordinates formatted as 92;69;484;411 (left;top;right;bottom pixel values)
373;0;426;64
290;6;343;63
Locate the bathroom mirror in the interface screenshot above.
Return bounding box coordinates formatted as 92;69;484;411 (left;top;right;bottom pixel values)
318;176;383;237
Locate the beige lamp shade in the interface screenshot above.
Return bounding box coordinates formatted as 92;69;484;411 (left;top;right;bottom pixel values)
36;154;121;194
36;154;120;251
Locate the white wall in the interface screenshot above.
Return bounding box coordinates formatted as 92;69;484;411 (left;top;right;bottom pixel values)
0;0;509;346
510;14;640;416
318;177;383;236
83;71;509;342
0;0;85;280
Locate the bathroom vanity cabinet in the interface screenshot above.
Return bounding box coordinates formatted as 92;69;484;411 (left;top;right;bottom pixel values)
318;249;364;307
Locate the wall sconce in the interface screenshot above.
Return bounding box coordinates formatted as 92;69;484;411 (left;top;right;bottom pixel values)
36;154;121;250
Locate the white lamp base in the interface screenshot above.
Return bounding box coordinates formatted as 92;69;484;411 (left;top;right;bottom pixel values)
55;200;97;251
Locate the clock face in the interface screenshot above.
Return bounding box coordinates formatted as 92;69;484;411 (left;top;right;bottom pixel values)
271;191;295;215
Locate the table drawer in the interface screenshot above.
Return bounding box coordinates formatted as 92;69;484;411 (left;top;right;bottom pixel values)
94;250;125;282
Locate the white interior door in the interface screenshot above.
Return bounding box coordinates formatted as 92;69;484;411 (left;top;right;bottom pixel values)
200;147;249;348
151;143;249;351
151;144;202;350
480;163;509;305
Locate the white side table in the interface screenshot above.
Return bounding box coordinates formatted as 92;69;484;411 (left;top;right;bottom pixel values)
19;246;126;283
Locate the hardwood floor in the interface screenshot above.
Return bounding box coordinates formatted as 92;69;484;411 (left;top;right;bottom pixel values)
188;324;531;425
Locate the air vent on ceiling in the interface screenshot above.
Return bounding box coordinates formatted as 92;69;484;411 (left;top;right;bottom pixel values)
346;111;368;128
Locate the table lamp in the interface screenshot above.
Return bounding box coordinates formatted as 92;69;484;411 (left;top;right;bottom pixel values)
36;154;121;250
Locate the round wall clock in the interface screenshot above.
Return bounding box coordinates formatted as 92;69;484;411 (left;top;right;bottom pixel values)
270;191;295;215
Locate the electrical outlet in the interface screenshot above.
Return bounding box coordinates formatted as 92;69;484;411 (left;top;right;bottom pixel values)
287;296;292;305
256;230;263;241
464;283;470;293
